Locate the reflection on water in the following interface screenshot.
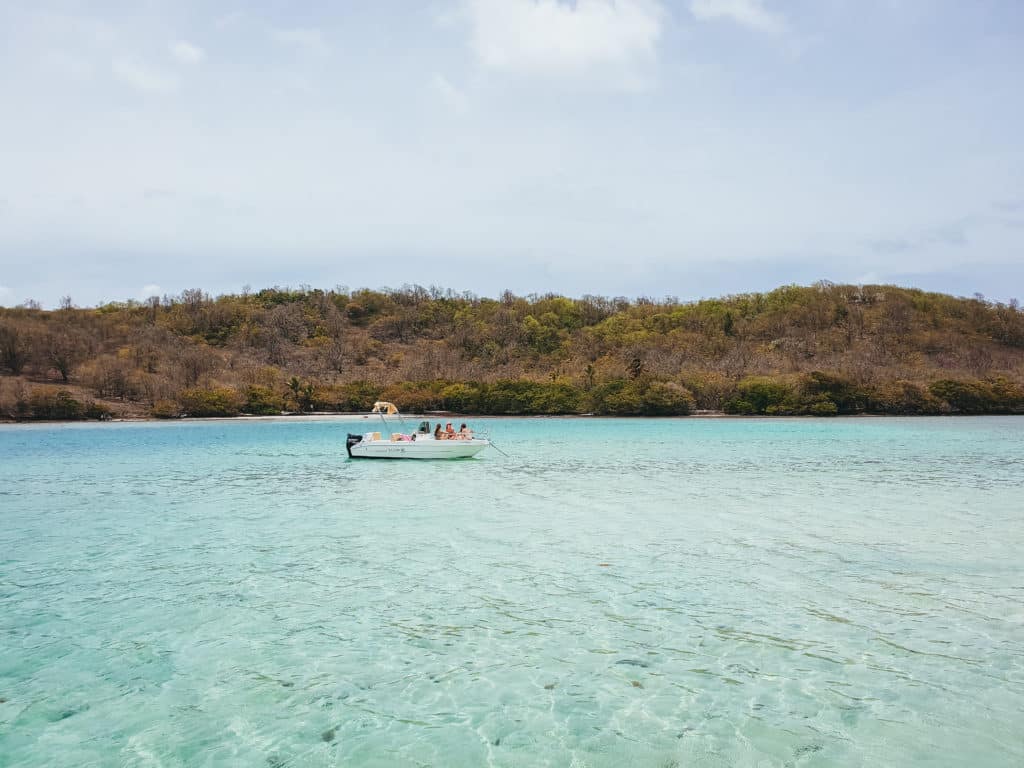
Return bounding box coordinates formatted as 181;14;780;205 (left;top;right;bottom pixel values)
1;417;1023;766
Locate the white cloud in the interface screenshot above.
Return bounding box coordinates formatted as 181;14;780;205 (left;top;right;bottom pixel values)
112;57;179;92
140;284;162;299
430;73;469;113
689;0;785;34
170;40;205;65
464;0;662;80
272;27;329;56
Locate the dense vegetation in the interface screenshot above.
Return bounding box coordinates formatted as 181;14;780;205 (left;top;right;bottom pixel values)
1;282;1023;420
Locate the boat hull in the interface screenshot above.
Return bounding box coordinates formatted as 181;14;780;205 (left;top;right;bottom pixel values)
348;439;489;459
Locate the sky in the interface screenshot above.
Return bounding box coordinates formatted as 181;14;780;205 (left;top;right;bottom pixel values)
0;0;1022;307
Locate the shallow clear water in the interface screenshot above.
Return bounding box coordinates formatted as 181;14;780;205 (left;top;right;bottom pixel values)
1;416;1023;767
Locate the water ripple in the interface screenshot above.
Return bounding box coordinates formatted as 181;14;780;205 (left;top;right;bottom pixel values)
1;417;1022;766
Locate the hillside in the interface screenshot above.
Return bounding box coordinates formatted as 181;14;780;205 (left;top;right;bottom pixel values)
1;282;1022;420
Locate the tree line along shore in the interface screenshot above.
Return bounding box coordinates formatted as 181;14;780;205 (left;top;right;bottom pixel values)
1;282;1022;421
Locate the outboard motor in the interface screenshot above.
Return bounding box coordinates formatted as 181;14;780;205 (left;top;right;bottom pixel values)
346;433;363;458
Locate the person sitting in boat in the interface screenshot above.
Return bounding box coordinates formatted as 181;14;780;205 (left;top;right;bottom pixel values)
459;423;471;439
445;422;456;439
434;424;443;440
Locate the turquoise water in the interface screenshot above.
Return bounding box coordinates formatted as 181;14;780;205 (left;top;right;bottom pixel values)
1;416;1022;767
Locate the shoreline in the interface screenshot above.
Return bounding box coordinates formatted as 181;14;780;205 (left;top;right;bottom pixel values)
3;410;1022;426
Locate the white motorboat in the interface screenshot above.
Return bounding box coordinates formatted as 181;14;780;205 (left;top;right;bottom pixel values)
346;404;490;460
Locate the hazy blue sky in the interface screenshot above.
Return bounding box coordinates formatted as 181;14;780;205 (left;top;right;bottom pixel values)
1;0;1022;307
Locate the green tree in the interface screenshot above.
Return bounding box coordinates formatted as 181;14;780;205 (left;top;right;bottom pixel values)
245;385;285;415
640;381;696;416
180;387;243;417
441;383;481;413
590;380;643;415
725;377;794;414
